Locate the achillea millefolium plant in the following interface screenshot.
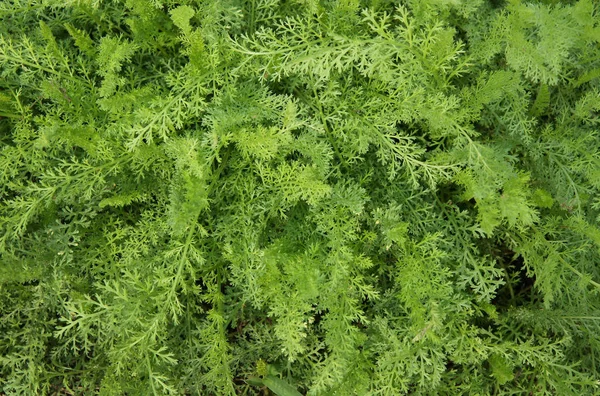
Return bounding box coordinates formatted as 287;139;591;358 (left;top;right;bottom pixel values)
1;0;600;394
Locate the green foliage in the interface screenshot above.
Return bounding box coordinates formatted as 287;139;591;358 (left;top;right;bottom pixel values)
1;0;600;395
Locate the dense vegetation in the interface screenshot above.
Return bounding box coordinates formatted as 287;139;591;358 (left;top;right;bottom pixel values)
1;0;600;394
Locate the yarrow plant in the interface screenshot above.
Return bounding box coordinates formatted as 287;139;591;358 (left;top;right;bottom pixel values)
1;0;599;394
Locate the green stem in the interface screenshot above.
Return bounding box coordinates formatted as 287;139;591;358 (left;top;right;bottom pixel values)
310;85;348;169
2;54;94;89
500;260;516;304
0;112;21;119
517;226;600;291
557;255;600;289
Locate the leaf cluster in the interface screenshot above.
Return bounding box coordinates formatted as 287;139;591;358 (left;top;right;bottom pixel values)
1;0;600;395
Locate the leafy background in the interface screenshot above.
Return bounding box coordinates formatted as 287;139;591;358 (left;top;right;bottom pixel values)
1;0;599;394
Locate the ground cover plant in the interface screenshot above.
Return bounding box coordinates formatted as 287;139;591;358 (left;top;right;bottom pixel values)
1;0;600;394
